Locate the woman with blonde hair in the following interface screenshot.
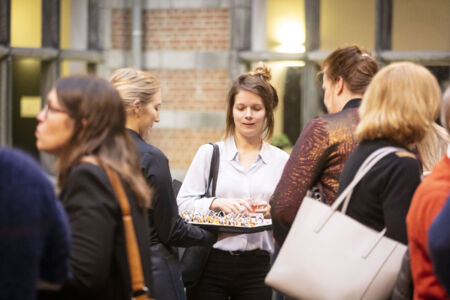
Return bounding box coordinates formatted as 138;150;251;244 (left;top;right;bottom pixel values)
110;68;217;300
338;62;441;244
177;63;289;300
35;76;152;299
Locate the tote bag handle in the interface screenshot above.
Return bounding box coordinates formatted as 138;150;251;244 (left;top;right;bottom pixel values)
314;147;403;234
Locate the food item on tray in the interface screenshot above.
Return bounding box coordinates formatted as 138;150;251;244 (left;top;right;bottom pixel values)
180;209;266;227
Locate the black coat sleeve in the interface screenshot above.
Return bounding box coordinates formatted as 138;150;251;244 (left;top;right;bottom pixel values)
381;157;421;244
61;165;119;297
142;152;217;247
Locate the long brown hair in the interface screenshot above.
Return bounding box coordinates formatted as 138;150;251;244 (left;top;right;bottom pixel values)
225;62;279;141
54;76;151;208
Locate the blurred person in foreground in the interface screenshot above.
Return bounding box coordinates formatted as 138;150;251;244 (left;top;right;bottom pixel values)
110;68;217;300
408;86;450;300
0;147;70;300
177;63;289;300
35;76;152;300
428;194;450;295
270;45;378;246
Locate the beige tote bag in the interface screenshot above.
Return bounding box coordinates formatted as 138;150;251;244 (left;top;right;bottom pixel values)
265;147;407;300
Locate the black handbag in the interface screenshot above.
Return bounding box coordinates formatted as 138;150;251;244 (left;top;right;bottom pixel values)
391;249;414;300
173;143;220;288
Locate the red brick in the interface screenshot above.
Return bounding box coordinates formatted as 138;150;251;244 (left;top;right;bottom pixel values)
149;69;229;111
148;128;224;169
111;9;131;50
143;8;230;51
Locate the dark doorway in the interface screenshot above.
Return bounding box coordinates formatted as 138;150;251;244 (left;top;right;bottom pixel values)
283;66;302;145
12;58;41;160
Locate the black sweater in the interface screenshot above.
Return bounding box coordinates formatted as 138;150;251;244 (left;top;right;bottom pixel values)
338;139;421;244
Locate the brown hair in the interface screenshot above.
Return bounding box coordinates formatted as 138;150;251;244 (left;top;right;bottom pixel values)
109;68;160;112
225;62;279;141
54;76;151;208
356;62;441;147
322;45;378;94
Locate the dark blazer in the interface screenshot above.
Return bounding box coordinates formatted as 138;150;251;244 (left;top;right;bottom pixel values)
60;163;152;300
271;99;361;246
128;129;216;300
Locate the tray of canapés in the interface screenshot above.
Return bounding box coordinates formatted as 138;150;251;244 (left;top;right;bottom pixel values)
180;210;272;234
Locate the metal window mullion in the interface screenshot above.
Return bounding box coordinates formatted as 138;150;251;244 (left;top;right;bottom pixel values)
40;0;61;172
87;0;103;74
0;0;11;146
42;0;60;48
41;0;61;100
0;0;10;46
302;0;322;129
59;49;102;63
0;57;12;146
375;0;393;62
229;0;252;81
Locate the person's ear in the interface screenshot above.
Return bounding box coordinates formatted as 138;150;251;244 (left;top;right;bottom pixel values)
132;99;141;117
335;76;345;96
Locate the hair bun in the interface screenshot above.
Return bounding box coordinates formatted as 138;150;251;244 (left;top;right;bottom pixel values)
252;62;271;82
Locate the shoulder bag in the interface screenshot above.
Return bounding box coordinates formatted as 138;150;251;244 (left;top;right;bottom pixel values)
174;143;220;288
265;147;408;300
104;166;154;300
391;249;414;300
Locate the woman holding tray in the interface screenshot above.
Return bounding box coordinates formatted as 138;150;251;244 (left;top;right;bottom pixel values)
177;62;289;300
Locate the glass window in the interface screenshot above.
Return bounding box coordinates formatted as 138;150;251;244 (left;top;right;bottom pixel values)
12;58;41;159
320;0;375;50
392;0;450;51
11;0;42;48
267;0;305;53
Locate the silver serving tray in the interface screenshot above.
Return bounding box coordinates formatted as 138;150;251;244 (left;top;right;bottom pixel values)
188;219;272;233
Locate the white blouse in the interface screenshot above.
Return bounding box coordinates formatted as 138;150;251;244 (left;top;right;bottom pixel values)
177;137;289;253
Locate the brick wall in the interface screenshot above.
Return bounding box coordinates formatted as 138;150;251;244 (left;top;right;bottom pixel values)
150;69;228;111
111;8;230;51
111;6;231;175
111;9;131;50
148;128;225;170
143;8;229;51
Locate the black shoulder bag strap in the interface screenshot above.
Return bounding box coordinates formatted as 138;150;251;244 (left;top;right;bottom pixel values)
172;143;219;199
205;143;219;197
181;143;220;288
